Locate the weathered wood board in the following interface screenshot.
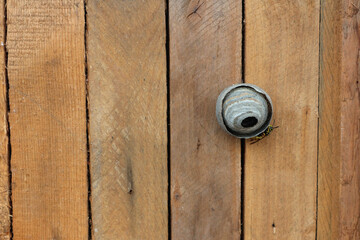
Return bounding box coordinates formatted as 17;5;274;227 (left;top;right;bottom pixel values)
318;0;360;239
169;0;242;239
87;0;168;239
7;0;88;238
243;1;319;239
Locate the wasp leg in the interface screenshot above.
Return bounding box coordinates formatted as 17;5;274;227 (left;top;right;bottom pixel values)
250;139;261;144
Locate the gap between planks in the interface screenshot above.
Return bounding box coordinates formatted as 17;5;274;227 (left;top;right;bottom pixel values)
83;0;92;239
165;0;171;239
4;0;13;238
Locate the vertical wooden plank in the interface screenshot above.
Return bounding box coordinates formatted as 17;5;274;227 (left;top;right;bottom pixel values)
170;1;242;239
7;0;88;239
318;0;360;239
0;0;10;238
244;1;319;239
317;0;341;238
87;1;168;239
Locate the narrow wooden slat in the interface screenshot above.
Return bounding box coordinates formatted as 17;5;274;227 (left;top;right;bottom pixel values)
170;1;242;239
243;1;319;239
318;0;360;238
317;1;341;238
0;0;10;238
87;1;168;239
7;0;88;238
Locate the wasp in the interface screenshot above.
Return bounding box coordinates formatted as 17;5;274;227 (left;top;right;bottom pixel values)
249;120;279;144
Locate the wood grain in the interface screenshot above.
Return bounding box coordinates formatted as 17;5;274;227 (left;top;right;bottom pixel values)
318;0;360;239
317;1;341;238
169;1;242;239
0;0;10;238
243;1;319;239
87;1;168;239
7;0;88;239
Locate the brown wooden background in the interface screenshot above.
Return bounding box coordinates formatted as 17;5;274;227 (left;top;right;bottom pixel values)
0;0;357;239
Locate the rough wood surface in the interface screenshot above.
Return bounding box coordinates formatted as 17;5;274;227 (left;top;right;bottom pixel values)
0;0;10;238
7;0;88;239
243;1;319;239
318;0;360;239
317;1;341;238
169;1;242;239
87;1;168;239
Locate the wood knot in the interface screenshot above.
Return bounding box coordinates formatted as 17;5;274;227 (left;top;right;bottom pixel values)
346;3;359;18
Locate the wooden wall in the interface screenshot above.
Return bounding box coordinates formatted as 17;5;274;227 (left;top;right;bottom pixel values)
0;0;356;239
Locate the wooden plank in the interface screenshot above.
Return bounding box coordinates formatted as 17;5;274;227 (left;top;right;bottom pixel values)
169;1;242;239
0;0;10;238
318;0;360;239
87;1;168;239
317;1;341;238
7;0;88;239
243;1;319;239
